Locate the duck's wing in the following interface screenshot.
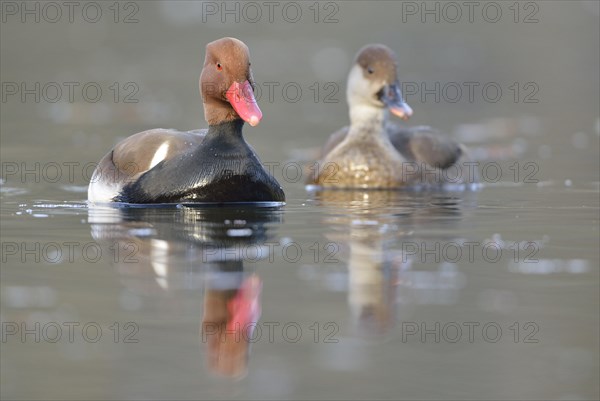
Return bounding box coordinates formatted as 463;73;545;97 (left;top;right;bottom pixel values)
88;128;207;202
304;126;350;185
110;128;207;178
318;126;350;160
387;123;462;169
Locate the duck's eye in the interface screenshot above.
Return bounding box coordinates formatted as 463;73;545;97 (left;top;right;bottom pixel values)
216;63;222;71
367;67;374;74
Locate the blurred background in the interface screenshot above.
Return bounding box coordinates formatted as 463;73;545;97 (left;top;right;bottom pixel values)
1;1;599;400
1;0;599;182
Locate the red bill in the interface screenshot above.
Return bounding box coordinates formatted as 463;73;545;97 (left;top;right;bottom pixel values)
389;101;413;121
226;80;263;126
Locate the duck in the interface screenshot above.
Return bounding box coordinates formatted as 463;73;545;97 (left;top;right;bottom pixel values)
88;37;285;204
308;44;470;189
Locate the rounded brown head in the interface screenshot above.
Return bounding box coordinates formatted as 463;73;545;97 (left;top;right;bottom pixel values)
347;44;413;120
200;37;262;127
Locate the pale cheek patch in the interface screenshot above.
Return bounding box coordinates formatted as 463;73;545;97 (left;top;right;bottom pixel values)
347;65;383;107
149;142;170;170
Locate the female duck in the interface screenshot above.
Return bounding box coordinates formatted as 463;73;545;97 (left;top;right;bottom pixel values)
308;44;469;188
88;37;285;203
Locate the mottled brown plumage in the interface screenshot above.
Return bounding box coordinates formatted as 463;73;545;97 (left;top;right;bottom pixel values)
309;44;470;188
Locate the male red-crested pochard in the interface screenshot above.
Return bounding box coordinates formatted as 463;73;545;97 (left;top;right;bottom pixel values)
88;37;285;204
308;44;469;188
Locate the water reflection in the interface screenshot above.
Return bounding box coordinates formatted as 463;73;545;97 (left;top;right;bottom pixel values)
88;205;282;378
312;190;474;338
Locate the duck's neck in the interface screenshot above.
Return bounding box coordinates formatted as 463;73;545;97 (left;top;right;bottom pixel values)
205;119;246;141
347;104;389;144
204;99;239;127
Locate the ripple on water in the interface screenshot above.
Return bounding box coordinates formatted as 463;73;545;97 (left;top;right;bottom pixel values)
10;201;88;218
59;185;88;193
0;186;29;196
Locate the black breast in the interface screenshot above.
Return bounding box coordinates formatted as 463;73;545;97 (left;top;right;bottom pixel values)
116;120;285;203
